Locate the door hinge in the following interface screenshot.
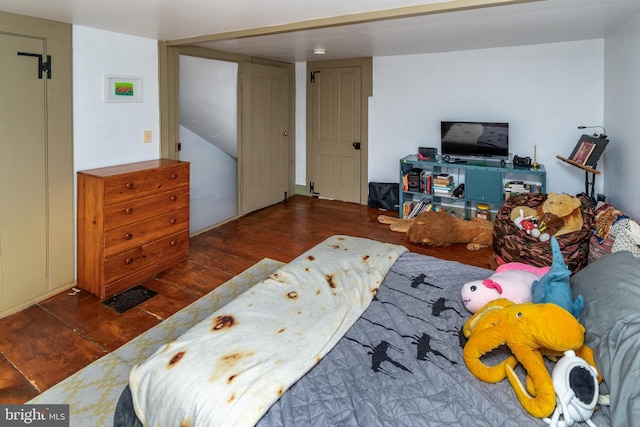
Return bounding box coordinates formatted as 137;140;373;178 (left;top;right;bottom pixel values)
310;181;320;197
176;142;182;152
17;52;52;79
310;71;320;84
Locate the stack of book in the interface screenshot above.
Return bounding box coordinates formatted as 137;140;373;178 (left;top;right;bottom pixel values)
421;171;432;194
402;200;433;218
432;173;455;196
434;173;453;186
504;181;540;199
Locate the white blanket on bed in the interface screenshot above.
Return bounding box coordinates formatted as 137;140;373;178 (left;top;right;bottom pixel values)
129;235;407;427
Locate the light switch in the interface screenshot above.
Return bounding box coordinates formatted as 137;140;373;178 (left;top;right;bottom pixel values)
143;130;152;143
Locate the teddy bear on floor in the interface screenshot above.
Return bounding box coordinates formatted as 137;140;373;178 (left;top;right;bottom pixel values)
378;210;494;251
510;192;583;240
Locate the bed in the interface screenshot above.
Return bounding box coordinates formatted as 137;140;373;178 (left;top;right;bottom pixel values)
113;234;638;427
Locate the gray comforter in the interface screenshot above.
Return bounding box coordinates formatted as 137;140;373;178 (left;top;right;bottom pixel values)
115;252;611;426
257;252;610;427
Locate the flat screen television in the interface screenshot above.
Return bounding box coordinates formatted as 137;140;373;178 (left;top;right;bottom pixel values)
440;121;509;162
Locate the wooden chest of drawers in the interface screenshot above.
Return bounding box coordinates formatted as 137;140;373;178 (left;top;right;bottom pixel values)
77;159;190;299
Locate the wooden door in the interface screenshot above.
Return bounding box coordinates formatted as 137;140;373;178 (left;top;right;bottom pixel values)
0;12;73;316
308;66;363;203
0;34;48;310
239;63;290;215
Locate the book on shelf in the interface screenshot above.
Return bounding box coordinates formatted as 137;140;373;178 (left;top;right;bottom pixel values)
433;175;453;186
408;199;426;217
432;183;455;195
433;187;453;193
504;181;529;190
504;183;540;199
405;199;433;218
420;171;432;194
402;200;413;217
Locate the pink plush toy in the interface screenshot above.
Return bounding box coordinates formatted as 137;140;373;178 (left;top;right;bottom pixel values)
461;263;551;313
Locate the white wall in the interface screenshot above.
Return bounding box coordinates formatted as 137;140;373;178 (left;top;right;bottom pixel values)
368;40;605;195
73;26;160;172
72;26;639;220
180;126;237;233
603;11;640;220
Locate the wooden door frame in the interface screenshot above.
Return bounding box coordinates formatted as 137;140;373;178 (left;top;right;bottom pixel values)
306;57;372;204
157;44;296;219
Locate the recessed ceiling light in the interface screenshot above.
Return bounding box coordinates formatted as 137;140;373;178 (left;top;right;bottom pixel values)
313;48;326;55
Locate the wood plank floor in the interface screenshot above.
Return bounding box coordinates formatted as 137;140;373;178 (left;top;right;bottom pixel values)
0;195;494;404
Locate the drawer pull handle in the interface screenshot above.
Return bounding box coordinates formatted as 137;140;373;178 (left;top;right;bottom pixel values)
125;182;134;189
170;240;177;247
124;207;133;214
125;257;134;265
170;195;177;202
124;233;133;240
170;218;177;225
170;173;178;179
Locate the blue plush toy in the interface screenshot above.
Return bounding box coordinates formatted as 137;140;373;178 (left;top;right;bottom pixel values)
531;236;584;317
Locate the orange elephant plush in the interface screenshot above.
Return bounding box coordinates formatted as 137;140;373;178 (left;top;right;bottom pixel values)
462;298;598;419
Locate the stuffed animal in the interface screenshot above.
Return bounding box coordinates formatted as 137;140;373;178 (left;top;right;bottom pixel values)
378;211;493;251
461;262;550;313
511;209;565;242
531;237;585;317
537;212;565;240
541;193;583;236
463;298;598;419
510;192;583;239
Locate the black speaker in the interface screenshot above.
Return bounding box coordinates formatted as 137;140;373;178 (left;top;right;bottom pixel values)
513;155;532;167
419;147;437;159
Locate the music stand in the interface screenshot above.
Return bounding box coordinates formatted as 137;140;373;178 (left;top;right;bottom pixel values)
556;134;609;202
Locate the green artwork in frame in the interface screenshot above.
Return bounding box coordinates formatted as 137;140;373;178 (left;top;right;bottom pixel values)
104;75;142;102
114;81;134;97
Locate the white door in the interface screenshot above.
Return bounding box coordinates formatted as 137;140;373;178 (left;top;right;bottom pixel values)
240;63;290;215
309;66;363;203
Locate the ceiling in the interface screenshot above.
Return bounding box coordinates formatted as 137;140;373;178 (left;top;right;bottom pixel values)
1;0;639;62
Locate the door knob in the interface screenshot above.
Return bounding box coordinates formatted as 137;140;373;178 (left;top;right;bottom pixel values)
282;131;288;136
353;142;361;150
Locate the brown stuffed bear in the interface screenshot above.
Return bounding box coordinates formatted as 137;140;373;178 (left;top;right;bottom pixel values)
509;192;583;238
378;211;494;251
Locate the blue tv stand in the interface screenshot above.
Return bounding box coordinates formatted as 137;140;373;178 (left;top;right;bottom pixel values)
399;155;546;219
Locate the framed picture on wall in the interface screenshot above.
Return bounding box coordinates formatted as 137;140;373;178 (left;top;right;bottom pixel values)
104;75;143;103
568;134;608;167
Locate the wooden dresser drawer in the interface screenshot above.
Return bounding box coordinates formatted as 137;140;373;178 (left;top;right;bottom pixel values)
104;230;189;284
104;163;188;204
104;207;189;256
77;159;190;300
104;188;189;231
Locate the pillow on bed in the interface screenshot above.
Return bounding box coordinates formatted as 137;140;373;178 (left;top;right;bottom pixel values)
571;251;640;427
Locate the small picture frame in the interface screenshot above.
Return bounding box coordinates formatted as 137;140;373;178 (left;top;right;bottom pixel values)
104;75;142;103
568;134;608;167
